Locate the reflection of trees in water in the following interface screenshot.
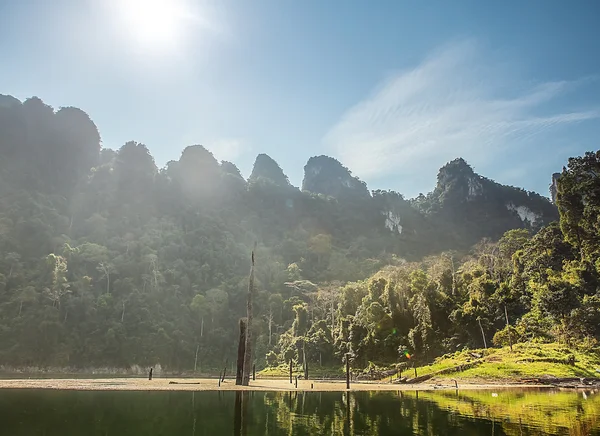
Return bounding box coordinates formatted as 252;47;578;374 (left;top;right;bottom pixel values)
0;389;597;435
258;390;600;436
412;389;600;436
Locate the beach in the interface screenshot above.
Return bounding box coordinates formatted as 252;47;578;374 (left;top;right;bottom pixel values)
0;377;544;392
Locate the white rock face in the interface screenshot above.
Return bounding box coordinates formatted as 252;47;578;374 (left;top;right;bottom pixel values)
506;203;540;226
308;166;321;176
383;211;402;234
467;177;483;199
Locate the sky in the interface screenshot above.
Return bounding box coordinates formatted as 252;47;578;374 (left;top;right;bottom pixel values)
1;0;599;198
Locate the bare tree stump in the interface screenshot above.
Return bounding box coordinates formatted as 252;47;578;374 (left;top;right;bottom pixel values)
236;319;246;385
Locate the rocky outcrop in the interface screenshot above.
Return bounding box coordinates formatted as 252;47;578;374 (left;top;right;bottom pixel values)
302;155;370;200
412;158;558;246
434;158;483;205
550;172;561;204
249;154;291;187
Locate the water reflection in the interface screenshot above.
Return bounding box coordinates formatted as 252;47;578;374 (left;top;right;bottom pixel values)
0;388;597;435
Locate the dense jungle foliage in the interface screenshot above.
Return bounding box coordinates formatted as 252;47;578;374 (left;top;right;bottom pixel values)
0;94;596;371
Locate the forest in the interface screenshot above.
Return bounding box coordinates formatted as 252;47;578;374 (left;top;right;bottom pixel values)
0;94;598;371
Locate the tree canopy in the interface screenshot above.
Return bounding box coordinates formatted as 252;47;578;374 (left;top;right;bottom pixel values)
0;94;593;371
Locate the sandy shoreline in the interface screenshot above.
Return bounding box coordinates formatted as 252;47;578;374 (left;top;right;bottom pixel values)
0;377;548;392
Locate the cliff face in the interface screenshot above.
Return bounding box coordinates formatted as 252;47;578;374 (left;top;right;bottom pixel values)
297;155;558;251
550;172;561;204
410;158;559;245
302;155;370;200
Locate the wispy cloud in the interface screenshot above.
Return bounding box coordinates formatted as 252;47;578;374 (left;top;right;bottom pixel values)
207;138;249;162
324;40;598;194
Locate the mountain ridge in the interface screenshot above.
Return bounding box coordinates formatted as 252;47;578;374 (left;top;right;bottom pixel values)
0;93;567;369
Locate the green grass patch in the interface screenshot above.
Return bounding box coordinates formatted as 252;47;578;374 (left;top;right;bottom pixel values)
260;343;600;382
413;342;600;381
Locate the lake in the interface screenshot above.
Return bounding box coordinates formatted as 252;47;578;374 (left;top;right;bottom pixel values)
0;388;598;435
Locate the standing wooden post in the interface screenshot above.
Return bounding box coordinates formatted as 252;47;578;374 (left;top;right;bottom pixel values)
218;371;221;387
289;358;293;384
413;365;417;378
148;368;153;380
236;319;246;385
252;364;256;381
345;353;350;390
295;376;298;388
242;244;257;386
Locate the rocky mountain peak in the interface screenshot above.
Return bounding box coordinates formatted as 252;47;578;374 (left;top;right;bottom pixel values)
249;154;290;187
302;155;370;199
435;158;482;203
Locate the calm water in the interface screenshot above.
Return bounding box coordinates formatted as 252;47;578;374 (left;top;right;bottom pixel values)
0;388;598;435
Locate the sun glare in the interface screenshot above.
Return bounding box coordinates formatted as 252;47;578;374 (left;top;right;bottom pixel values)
116;0;192;49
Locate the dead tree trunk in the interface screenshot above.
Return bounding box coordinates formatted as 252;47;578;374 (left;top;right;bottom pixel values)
242;243;256;386
478;317;487;349
268;307;273;346
331;300;335;338
303;344;308;380
504;305;513;352
236;318;247;385
194;344;200;372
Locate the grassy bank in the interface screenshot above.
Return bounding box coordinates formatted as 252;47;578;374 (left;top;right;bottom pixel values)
260;343;600;382
416;343;600;381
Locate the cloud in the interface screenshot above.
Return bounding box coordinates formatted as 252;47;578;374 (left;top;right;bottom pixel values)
207;138;249;162
324;40;599;194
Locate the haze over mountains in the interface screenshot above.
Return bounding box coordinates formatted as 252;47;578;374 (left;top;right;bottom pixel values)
0;94;561;368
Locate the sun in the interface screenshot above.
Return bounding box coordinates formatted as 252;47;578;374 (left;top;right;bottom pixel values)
115;0;192;49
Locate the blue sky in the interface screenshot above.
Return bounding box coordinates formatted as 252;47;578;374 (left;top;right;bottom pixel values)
1;0;599;198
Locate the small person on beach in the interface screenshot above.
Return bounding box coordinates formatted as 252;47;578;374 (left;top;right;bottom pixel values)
149;368;153;380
